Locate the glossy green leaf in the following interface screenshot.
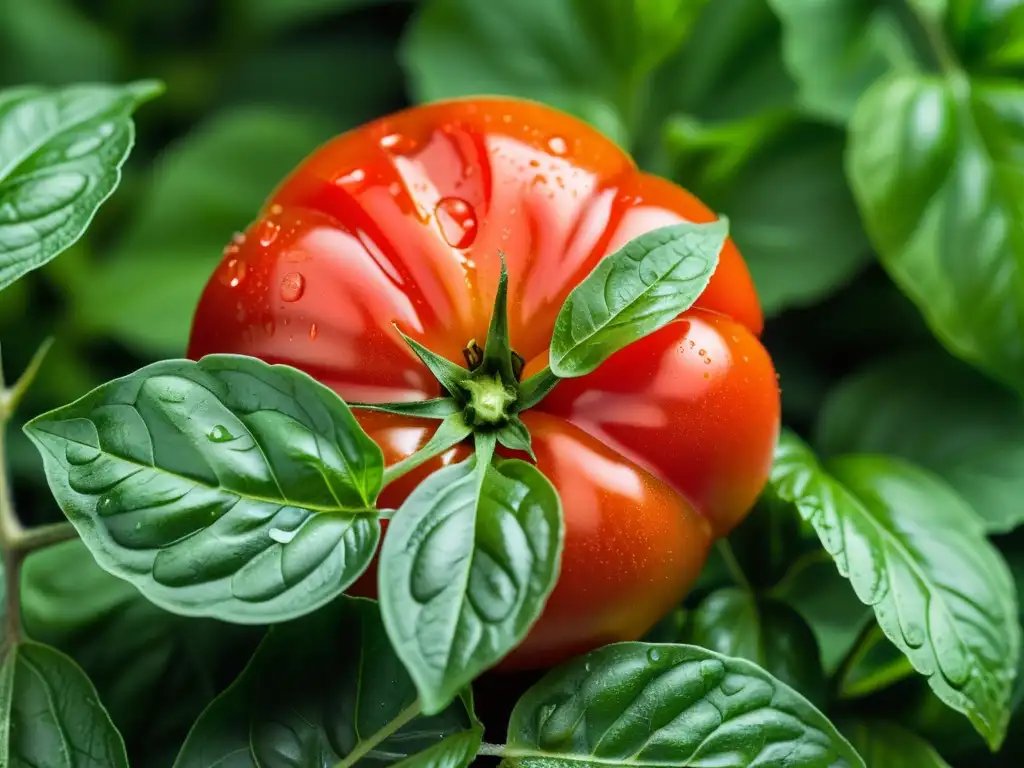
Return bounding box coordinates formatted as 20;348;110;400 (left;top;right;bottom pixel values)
766;0;917;123
22;540;261;760
688;587;827;708
380;456;563;714
72;107;334;355
549;220;726;377
381;413;473;487
840;720;952;768
848;74;1024;394
837;623;915;699
816;350;1024;533
0;641;128;767
396;328;472;401
771;432;1020;749
245;0;402;34
402;0;696;147
496;417;534;458
174;597;481;768
23;354;383;624
506;642;865;767
516;368;559;412
0;81;160;291
483;254;515;384
351;397;461;420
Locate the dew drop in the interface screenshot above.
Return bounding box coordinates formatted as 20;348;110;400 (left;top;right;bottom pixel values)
435;197;478;249
269;204;284;216
336;168;365;186
309;323;318;340
647;648;662;663
280;272;305;302
257;218;280;247
232;231;247;245
208;425;233;443
263;315;276;337
269;527;297;545
548;136;568;155
97;122;116;138
389;181;402;197
135;521;142;530
703;372;710;379
698;348;707;356
219;258;247;288
379;133;419;154
704;358;712;365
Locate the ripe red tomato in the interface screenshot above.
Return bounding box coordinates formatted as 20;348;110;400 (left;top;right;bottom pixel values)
187;97;780;669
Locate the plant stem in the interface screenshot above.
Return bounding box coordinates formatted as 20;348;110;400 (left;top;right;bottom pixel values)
381;415;472;488
477;743;508;758
2;548;24;647
333;700;422;768
716;540;752;594
13;521;78;553
767;548;833;598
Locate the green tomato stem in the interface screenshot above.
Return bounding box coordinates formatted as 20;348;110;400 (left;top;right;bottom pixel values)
460;374;517;426
332;699;422;768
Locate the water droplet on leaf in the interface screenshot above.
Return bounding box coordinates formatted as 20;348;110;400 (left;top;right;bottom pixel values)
647;648;662;663
208;425;233;443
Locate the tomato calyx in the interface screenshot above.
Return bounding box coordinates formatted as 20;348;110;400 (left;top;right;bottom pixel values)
460;374;518;427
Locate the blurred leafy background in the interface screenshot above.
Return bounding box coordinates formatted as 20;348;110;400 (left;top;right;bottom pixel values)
3;0;1024;765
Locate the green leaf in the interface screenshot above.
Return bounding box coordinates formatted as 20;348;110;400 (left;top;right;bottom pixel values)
837;623;915;699
816;350;1024;533
548;220;726;377
766;0;917;123
21;539;261;760
847;74;1024;394
840;720;952;768
0;81;161;291
381;413;473;487
496;417;534;459
380;456;563;714
72;107;334;355
173;596;481;768
688;587;828;708
505;642;865;767
771;432;1020;749
483;254;515;384
396;328;472;402
244;0;404;35
23;353;384;624
516;368;559;412
351;397;461;420
0;641;128;767
403;0;698;148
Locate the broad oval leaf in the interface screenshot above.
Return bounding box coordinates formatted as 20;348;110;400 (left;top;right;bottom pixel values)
548;220;726;377
771;432;1020;749
688;587;827;708
816;350;1024;533
847;74;1024;394
0;81;161;291
505;641;865;767
840;719;951;768
0;641;128;767
380;457;563;715
174;596;481;768
23;353;384;624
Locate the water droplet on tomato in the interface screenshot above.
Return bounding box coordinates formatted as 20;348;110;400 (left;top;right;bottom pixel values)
335;168;365;186
263;315;276;336
698;348;706;356
208;425;233;443
309;323;318;340
257;219;280;247
704;357;712;365
435;197;477;248
703;372;710;379
280;272;305;302
389;181;402;197
219;258;247;288
379;132;421;154
232;232;247;245
269;204;284;216
548;136;568;155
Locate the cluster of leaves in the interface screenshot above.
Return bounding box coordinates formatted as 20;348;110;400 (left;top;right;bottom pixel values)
1;0;1024;767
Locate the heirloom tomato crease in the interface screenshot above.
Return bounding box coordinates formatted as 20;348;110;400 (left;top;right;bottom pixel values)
187;97;781;668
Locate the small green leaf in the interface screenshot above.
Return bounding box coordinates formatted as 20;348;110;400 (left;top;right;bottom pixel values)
688;587;828;708
496;417;534;459
382;413;472;487
24;354;384;624
351;397;461;420
173;597;481;768
505;642;865;767
549;220;726;377
516;367;559;412
766;0;917;123
840;720;952;768
0;641;128;767
847;74;1024;395
0;81;161;290
380;456;563;714
771;432;1020;749
817;350;1024;533
483;253;515;384
396;327;472;401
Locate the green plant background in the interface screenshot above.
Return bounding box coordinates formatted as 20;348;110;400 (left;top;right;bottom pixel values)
3;0;1024;766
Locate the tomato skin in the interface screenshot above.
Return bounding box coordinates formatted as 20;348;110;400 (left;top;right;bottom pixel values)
349;411;712;670
186;96;780;669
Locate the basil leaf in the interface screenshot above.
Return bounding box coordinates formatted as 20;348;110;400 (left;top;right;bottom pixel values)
816;350;1024;534
173;597;481;768
0;81;161;291
380;456;563;714
549;220;726;377
505;642;865;767
840;720;952;768
848;75;1024;394
23;353;384;624
766;0;917;123
688;587;827;708
771;432;1020;749
0;641;128;767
